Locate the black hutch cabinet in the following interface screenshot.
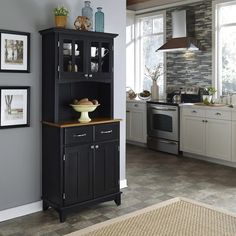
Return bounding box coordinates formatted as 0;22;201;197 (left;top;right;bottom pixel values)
39;28;121;222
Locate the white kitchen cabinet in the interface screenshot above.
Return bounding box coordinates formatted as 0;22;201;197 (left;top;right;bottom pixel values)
232;112;236;162
181;107;232;162
205;119;231;161
126;100;147;144
182;116;205;156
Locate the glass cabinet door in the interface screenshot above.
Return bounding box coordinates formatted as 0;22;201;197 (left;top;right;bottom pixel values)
59;37;85;79
88;40;112;79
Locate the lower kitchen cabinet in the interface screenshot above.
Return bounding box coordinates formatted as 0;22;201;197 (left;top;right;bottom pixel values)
181;107;232;162
181;116;205;156
126;100;147;144
42;121;121;222
232;112;236;162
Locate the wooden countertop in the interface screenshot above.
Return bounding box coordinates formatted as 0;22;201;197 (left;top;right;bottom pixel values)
42;118;122;128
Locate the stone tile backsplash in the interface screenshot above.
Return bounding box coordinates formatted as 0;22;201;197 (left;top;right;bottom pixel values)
165;0;212;89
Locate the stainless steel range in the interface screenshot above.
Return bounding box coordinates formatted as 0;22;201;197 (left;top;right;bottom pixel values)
147;86;202;155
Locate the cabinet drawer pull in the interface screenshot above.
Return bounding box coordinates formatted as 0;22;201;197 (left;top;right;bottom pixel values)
84;74;88;77
91;145;95;149
73;133;87;138
216;112;222;116
192;110;197;113
89;74;93;78
95;145;99;149
101;130;112;134
126;111;130;113
134;104;138;107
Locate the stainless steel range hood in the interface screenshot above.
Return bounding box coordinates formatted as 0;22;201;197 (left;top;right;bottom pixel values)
157;10;200;52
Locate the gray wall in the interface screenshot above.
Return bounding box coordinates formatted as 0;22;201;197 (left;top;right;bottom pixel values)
0;0;126;211
166;0;212;88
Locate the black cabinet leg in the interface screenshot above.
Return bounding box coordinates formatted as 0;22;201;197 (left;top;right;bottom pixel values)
114;194;121;206
42;201;49;211
59;211;66;223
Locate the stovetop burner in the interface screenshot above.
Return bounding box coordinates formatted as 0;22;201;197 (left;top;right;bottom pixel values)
147;99;180;106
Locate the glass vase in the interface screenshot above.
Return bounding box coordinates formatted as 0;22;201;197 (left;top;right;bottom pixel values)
95;7;104;32
82;1;93;30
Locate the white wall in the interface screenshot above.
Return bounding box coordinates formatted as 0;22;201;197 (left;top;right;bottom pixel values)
0;0;126;215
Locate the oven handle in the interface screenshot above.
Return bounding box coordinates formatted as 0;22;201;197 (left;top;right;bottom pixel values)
159;140;178;145
151;107;177;111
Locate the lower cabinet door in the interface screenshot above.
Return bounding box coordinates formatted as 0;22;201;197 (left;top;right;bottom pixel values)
64;144;93;205
94;141;119;198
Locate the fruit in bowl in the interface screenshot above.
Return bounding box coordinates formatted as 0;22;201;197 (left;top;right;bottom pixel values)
70;98;100;123
138;90;151;100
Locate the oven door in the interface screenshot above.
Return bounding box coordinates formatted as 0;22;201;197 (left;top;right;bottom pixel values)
147;104;179;141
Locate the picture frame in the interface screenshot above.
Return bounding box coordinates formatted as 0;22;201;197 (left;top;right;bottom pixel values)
0;30;30;73
0;86;30;128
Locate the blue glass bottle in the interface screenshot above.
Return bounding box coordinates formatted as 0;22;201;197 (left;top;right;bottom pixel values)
82;1;93;30
95;7;104;32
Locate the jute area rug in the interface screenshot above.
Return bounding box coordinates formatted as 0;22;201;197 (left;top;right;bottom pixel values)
66;197;236;236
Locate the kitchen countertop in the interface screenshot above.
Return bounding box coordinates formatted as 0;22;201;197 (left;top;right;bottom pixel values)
126;98;149;103
179;103;236;111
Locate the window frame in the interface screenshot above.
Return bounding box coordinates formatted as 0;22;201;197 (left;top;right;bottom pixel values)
213;0;236;97
134;11;166;96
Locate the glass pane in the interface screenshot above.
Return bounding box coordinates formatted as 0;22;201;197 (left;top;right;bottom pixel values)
101;42;110;73
142;35;164;93
220;26;236;94
63;40;72;72
74;40;83;73
142;18;153;36
219;4;236;25
153;17;163;34
153;114;172;132
90;42;99;73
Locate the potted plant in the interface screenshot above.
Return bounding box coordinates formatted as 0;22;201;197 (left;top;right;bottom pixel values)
203;87;217;105
53;6;69;28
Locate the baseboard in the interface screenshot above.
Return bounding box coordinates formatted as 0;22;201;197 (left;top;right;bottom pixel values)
0;201;42;222
120;179;128;189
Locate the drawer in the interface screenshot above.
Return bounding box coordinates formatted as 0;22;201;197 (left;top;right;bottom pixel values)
205;110;231;120
65;126;93;145
95;123;119;142
232;112;236;121
126;102;146;111
182;108;205;117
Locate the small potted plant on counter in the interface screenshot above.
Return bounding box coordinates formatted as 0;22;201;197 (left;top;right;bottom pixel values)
203;87;217;105
54;6;69;28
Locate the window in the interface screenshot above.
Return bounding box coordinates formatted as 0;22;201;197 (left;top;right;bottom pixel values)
215;0;236;95
135;12;165;96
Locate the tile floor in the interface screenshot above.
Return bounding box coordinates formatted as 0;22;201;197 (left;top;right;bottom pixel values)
1;144;236;235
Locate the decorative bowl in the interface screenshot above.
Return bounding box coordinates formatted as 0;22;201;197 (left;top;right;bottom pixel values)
70;104;100;123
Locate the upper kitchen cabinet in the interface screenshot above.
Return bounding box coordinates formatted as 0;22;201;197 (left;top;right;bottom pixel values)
40;28;117;83
39;28;118;123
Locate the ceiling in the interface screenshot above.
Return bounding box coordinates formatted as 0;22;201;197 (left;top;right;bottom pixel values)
127;0;198;10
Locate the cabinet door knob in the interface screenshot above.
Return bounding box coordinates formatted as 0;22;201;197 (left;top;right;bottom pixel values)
134;104;138;107
89;74;93;78
95;145;99;149
84;74;88;77
202;120;205;123
91;145;95;149
192;110;197;113
216;112;222;116
205;120;208;123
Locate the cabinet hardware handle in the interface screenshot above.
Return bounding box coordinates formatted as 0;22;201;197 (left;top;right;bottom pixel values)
202;120;205;122
192;110;197;113
159;140;177;145
126;111;130;113
205;120;208;123
95;145;99;149
89;74;93;78
216;112;222;116
101;130;112;134
84;74;88;77
91;145;95;149
134;104;138;107
73;133;86;138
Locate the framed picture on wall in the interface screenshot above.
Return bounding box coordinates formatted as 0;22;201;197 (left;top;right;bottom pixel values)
0;86;30;128
0;30;30;73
